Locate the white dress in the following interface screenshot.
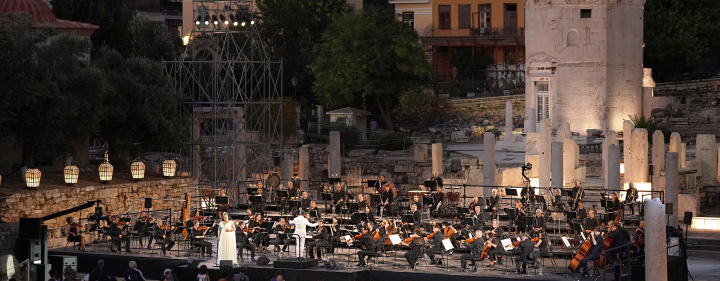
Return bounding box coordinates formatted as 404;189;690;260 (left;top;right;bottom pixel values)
217;220;237;265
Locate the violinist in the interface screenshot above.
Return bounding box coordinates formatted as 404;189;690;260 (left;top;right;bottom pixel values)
191;221;212;257
236;221;256;262
513;233;536;274
580;229;604;279
604;220;630;267
625;182;638;215
460;229;484;272
244;209;254;221
135;211;152;249
249;214;268;251
152;220;175;256
378;219;397;252
308;220;330;260
65;217;87;252
431;171;443;188
533;231;548;264
356;225;377;267
109;216;132;253
432;185;445;218
402;228;425;269
490;219;504;239
273;218;291;255
584;210;600;234
425;224;444;265
485;230;506;267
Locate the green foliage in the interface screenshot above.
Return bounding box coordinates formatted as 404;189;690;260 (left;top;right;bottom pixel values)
0;13;111;166
310;7;433;131
448;48;493;80
628;115;669;143
369;131;411;151
127;17;180;61
644;0;720;64
52;0;135;57
394;92;452;126
324;122;362;149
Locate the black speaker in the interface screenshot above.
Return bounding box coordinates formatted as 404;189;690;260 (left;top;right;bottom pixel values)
35;263;51;281
144;198;152;209
666;203;674;215
19;218;42;240
49;255;77;276
324;259;338;269
187;257;200;267
15;239;41;264
256;256;270;266
219;260;232;270
684;212;693;225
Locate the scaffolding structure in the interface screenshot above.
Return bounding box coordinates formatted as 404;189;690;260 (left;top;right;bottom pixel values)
166;0;283;207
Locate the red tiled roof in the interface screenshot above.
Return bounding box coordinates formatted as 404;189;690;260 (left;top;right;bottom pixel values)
0;0;99;36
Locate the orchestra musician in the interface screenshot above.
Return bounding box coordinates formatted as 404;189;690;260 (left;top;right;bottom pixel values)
520;181;534;205
552;189;565;212
191;221;212;257
332;183;350;214
425;224;444;265
584;210;600;234
529;209;546;237
468;197;480;214
134;212;152;249
607;192;622;213
375;175;388;193
630;220;645;255
273;218;291;256
470;206;483;229
625;182;638;215
441;221;459;250
577;202;588;221
378;219;396;252
249;214;268;251
459;229;484;272
307;201;321;221
402;228;426;269
216;188;229;217
490;219;504;239
485;230;506;267
356;194;369;212
252;188;267;216
571;180;584;209
533;231;549;264
356;224;377;267
514;200;528;233
244;209;254;220
432;185;445;218
580;229;604;279
329;217;341;254
379;184;395;216
65;217;87;252
513;233;537;274
488;189;500;218
364;205;376;223
307;221;331;260
300;192;312;210
152;220;175;256
109;216;132;254
406;204;422;230
287;181;299;199
236;221;256;262
431;171;443;188
604;220;630;266
411;195;423;210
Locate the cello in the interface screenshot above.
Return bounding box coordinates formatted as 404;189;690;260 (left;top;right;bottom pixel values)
595;209;623;269
568;225;602;272
480;233;497;260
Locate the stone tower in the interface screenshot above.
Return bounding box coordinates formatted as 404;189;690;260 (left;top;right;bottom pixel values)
524;0;644;134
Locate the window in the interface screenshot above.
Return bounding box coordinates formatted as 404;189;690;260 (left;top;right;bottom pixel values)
439;5;451;29
402;12;415;29
458;4;470;29
581;9;591;18
477;4;491;34
536;82;549;121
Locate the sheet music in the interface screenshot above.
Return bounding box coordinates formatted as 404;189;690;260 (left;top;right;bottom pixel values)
442;239;454;250
389;234;401;245
562;236;571;248
581;232;586;241
501;239;513;251
342;235;352;243
516;236;521;242
468;232;473;239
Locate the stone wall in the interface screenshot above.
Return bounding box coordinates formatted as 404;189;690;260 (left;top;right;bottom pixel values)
652;79;720;139
0;178;197;254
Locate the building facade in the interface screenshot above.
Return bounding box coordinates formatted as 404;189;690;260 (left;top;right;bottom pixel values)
524;0;644;133
390;0;433;37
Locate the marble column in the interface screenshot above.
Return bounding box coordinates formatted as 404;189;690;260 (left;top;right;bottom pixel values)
557;123;572;141
669;132;682;170
552;141;563;188
623;120;634;178
299;147;310;191
630;128;649;183
483;132;496;188
432;143;443;176
414;144;427;163
696;134;718;183
666;152;679;227
602;130;618;182
281;152;294;183
651;130;665;198
526;108;537;133
644;198;668;281
680;143;686;168
505;100;513;138
608;144;621;191
539;119;551;187
563;139;578;186
328;131;341;178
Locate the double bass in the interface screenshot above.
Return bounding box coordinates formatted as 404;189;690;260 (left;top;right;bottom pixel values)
595;210;624;269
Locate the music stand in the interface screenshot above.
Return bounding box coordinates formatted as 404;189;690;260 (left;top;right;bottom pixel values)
562;190;573;197
566;211;577;222
505;188;518;196
351;212;367;224
370;194;381;205
456;207;470;216
329;177;341;184
601;199;609;208
309;210;319;220
464;217;475;227
249;195;263;205
216;196;229;205
422;196;434;206
367;180;378;188
424;181;437;189
247;187;258;196
402;214;414;224
505;208;516;219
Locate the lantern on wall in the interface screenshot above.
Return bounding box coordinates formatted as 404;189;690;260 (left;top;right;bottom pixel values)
99;150;113;183
131;161;145;180
64;166;79;186
25;169;41;188
162;160;177;177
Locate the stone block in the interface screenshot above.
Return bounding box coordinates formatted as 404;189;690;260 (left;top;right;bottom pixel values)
630;128;649;183
450;159;462;173
432;143;443;175
525;133;540;155
623;120;634;177
575;166;586;183
678;193;699;220
557;123;572;141
414;144;428;163
461;157;479;167
465;167;483;185
695;134;718;183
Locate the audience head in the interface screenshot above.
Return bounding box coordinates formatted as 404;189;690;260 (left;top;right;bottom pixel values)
97;260;104;268
199;265;208;275
129;261;137;269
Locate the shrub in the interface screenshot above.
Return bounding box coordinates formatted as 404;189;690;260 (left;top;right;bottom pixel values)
394;92;453;126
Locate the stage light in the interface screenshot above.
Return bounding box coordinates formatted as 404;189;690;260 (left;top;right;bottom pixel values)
182;36;190;45
64;165;79;186
204;15;210;25
241;21;246;26
220;15;228;25
25;168;41;188
250;19;255;25
99;150;113;183
212;15;218;25
195;16;201;26
131;161;145;181
163;160;177;178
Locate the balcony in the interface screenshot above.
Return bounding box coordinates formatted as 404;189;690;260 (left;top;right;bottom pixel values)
471;27;524;36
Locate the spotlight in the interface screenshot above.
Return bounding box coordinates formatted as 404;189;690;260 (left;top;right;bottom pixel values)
212;15;218;25
250;19;255;25
204;15;210;25
241;21;246;26
195;16;201;26
220;14;228;25
230;14;237;25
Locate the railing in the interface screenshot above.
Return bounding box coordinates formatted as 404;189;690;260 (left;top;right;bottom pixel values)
471;27;525;36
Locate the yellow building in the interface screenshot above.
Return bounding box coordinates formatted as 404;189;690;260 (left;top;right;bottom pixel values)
404;0;526;95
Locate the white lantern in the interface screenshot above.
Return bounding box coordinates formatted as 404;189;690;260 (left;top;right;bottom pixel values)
25;169;41;188
64;166;79;185
99;163;114;183
162;160;177;177
131;161;145;180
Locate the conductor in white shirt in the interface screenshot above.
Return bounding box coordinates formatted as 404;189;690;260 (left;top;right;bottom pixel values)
289;210;317;258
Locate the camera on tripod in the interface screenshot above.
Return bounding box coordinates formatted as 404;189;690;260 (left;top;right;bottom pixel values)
521;163;532;182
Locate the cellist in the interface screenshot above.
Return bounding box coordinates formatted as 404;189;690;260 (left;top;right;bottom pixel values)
603;220;630;268
580;229;604;278
402;228;425;269
484;230;506;267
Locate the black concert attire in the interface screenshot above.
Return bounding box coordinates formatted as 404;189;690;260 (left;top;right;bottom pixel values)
236;230;256;259
249;220;269;248
470;213;484;230
288;187;299;199
486;236;506;263
584;216;600;233
468;200;479;214
432;192;445;217
577;208;588;221
404;236;425;269
301;198;312;209
490;225;504;239
374;180;388;193
379;189;395;216
67;225;84;243
273;224;290;252
489;195;500;217
605;226;631;265
571;185;583;209
405;210;422;231
514;238;537;272
134;218;152;248
306;207;321;221
460;237;484;270
431;176;443;188
554;194;565;211
308;226;331;259
535;234;549;257
332;189;348;214
581;233;605;276
109;222;131;253
630;227;645;255
529;215;546;236
412;199;423;210
520;186;534;203
625;187;638;215
191;227;212;255
514;207;527;233
151;224;175;255
425;231;444;263
366;207;376;222
357;232;377;266
252;193;267;216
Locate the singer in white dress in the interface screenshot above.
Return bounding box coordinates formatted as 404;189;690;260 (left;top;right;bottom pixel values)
289;212;317;258
217;213;238;265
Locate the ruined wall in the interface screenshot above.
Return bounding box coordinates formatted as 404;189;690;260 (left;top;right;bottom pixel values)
651;79;720;139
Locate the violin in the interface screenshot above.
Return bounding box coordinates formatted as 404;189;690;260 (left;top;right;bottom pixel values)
403;235;419;244
160;225;176;230
196;226;209;231
464;237;479;244
70;223;84;228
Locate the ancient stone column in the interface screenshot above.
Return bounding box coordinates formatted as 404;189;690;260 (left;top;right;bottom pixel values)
563;140;578;186
505;100;513;139
551;141;563;188
526;108;537;133
299;147;310;191
328;131;341;178
669;132;682;170
539;119;551;187
630;128;649;183
644;198;668;281
696;134;718;183
414;144;428;163
680;143;686;168
602;130;618;183
432;143;443;176
666;152;679;226
651;130;665;198
608;144;621;191
623;120;634;178
556;123;571;141
281;152;294;183
483;133;496;188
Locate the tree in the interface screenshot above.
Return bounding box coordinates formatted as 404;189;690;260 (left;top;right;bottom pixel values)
644;0;720;64
52;0;135;57
0;13;111;166
310;7;433;130
127;17;180;61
